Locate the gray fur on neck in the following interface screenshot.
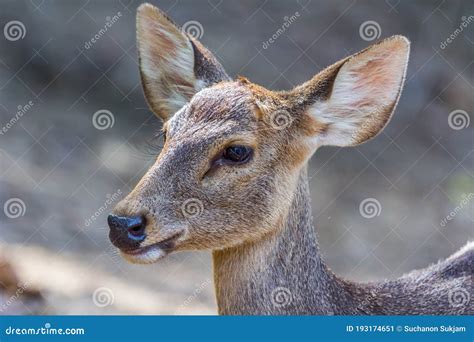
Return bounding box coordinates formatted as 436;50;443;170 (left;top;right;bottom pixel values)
212;166;473;315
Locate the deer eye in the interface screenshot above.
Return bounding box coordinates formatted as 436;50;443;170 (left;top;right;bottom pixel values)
222;145;252;164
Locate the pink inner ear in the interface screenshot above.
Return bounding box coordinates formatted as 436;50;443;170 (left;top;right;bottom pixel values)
137;4;198;118
350;62;395;109
144;23;190;86
138;6;191;70
355;60;388;89
343;38;409;110
149;27;178;57
308;36;409;147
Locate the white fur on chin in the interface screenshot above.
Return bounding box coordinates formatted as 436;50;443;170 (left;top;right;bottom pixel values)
121;247;167;264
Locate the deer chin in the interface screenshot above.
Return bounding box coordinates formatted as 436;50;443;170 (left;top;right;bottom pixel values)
120;246;169;264
120;246;168;264
119;231;184;264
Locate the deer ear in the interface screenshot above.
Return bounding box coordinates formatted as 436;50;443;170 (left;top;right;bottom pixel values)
137;3;230;121
298;35;410;147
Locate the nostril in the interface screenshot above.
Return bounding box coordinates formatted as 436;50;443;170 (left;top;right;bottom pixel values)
126;216;146;241
129;225;142;233
127;218;146;237
107;214;147;243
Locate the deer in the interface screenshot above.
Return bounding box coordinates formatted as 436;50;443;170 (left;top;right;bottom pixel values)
107;3;473;315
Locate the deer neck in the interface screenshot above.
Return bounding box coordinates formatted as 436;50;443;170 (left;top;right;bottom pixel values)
212;166;355;315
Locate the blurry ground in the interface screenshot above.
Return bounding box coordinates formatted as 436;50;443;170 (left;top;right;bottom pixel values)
0;1;472;314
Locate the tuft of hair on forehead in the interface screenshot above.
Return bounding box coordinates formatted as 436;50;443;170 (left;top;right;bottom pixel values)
237;76;286;120
175;81;253;124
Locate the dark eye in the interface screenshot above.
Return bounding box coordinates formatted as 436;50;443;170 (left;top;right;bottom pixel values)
222;145;252;164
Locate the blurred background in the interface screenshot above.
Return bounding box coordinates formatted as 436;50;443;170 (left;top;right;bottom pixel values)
0;0;472;315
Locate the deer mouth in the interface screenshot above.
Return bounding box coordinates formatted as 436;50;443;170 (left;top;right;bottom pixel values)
119;232;184;264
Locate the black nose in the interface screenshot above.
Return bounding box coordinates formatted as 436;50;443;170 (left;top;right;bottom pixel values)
107;214;147;250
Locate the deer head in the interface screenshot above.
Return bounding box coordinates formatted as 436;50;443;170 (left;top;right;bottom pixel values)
108;3;410;264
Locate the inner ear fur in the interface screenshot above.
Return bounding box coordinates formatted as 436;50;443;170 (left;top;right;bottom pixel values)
137;3;230;121
289;35;410;147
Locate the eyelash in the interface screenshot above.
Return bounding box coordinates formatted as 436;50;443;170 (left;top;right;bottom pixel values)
141;130;166;157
